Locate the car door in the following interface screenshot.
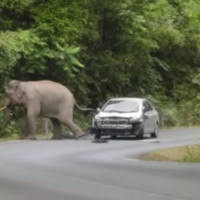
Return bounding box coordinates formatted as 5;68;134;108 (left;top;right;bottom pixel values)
143;101;154;134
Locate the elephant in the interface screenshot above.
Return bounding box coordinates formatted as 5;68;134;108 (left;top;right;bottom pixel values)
3;80;88;140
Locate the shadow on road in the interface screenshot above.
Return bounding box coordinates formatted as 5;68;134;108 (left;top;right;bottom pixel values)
108;136;151;141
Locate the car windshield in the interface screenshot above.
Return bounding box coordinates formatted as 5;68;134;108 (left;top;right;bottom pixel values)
102;100;140;113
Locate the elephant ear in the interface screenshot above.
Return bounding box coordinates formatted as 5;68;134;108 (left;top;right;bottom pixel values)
6;80;19;95
7;80;20;90
12;80;27;104
17;82;27;102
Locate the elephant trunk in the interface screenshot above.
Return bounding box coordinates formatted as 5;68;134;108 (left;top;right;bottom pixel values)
1;97;11;128
2;107;10;128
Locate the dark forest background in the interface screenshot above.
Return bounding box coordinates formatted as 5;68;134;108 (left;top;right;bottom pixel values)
1;0;200;137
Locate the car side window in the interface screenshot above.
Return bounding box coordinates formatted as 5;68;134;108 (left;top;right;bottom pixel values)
143;101;153;112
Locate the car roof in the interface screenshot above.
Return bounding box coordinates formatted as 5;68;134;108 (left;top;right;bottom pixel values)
108;97;146;102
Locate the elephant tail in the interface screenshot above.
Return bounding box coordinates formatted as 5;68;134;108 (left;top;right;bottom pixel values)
75;104;94;111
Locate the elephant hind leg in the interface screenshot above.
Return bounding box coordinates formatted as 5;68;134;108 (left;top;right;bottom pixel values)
63;120;84;138
51;119;63;139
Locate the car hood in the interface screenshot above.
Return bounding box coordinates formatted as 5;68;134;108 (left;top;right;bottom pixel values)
96;111;142;119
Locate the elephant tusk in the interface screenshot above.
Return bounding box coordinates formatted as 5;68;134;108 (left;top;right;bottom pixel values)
0;106;7;111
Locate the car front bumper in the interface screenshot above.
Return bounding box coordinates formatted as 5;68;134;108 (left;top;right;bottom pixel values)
91;122;143;136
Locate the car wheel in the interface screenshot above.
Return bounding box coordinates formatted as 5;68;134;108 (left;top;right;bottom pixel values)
151;123;159;138
85;127;92;135
110;135;117;139
94;130;101;140
136;128;144;139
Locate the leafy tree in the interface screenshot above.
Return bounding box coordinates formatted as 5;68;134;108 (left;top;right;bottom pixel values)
1;0;200;136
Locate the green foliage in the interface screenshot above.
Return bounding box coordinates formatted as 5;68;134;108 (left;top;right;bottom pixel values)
1;0;200;137
0;110;21;138
0;0;34;10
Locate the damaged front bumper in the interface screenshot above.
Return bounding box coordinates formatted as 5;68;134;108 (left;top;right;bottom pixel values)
91;122;143;137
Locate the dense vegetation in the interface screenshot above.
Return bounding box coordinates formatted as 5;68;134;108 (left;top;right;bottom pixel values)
0;0;200;136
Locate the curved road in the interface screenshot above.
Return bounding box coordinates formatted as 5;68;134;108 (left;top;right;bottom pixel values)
0;127;200;200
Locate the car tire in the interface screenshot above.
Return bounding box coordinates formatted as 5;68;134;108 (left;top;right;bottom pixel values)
151;123;159;138
94;130;101;140
136;128;144;139
85;127;92;135
110;135;117;139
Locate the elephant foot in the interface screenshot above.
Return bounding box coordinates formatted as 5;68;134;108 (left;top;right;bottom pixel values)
25;136;37;140
51;135;63;140
76;134;84;139
20;136;25;140
76;133;90;140
72;130;85;139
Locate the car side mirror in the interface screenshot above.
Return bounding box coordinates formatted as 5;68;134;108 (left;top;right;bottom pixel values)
144;113;149;119
143;106;147;113
97;108;101;113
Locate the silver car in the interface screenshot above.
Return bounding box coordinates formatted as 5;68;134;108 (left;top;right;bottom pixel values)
92;97;159;139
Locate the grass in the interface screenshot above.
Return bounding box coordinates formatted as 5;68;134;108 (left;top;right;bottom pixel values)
0;132;53;142
0;134;20;142
140;144;200;162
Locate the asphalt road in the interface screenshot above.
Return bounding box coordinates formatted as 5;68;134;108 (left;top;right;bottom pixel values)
0;127;200;200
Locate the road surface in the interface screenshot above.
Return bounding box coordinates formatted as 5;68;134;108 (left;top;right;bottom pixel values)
0;127;200;200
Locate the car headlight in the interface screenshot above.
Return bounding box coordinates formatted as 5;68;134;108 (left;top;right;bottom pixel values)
129;116;143;123
93;116;102;127
94;115;101;121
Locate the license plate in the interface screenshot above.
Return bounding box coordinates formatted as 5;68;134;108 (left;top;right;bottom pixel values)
101;125;132;129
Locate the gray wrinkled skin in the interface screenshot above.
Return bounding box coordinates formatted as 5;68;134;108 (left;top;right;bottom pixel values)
4;80;84;139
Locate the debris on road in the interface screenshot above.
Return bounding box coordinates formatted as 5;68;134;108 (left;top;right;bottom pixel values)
142;139;160;143
92;138;108;143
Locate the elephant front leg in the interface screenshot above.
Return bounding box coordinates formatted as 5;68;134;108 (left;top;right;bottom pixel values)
26;112;37;140
20;116;29;139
